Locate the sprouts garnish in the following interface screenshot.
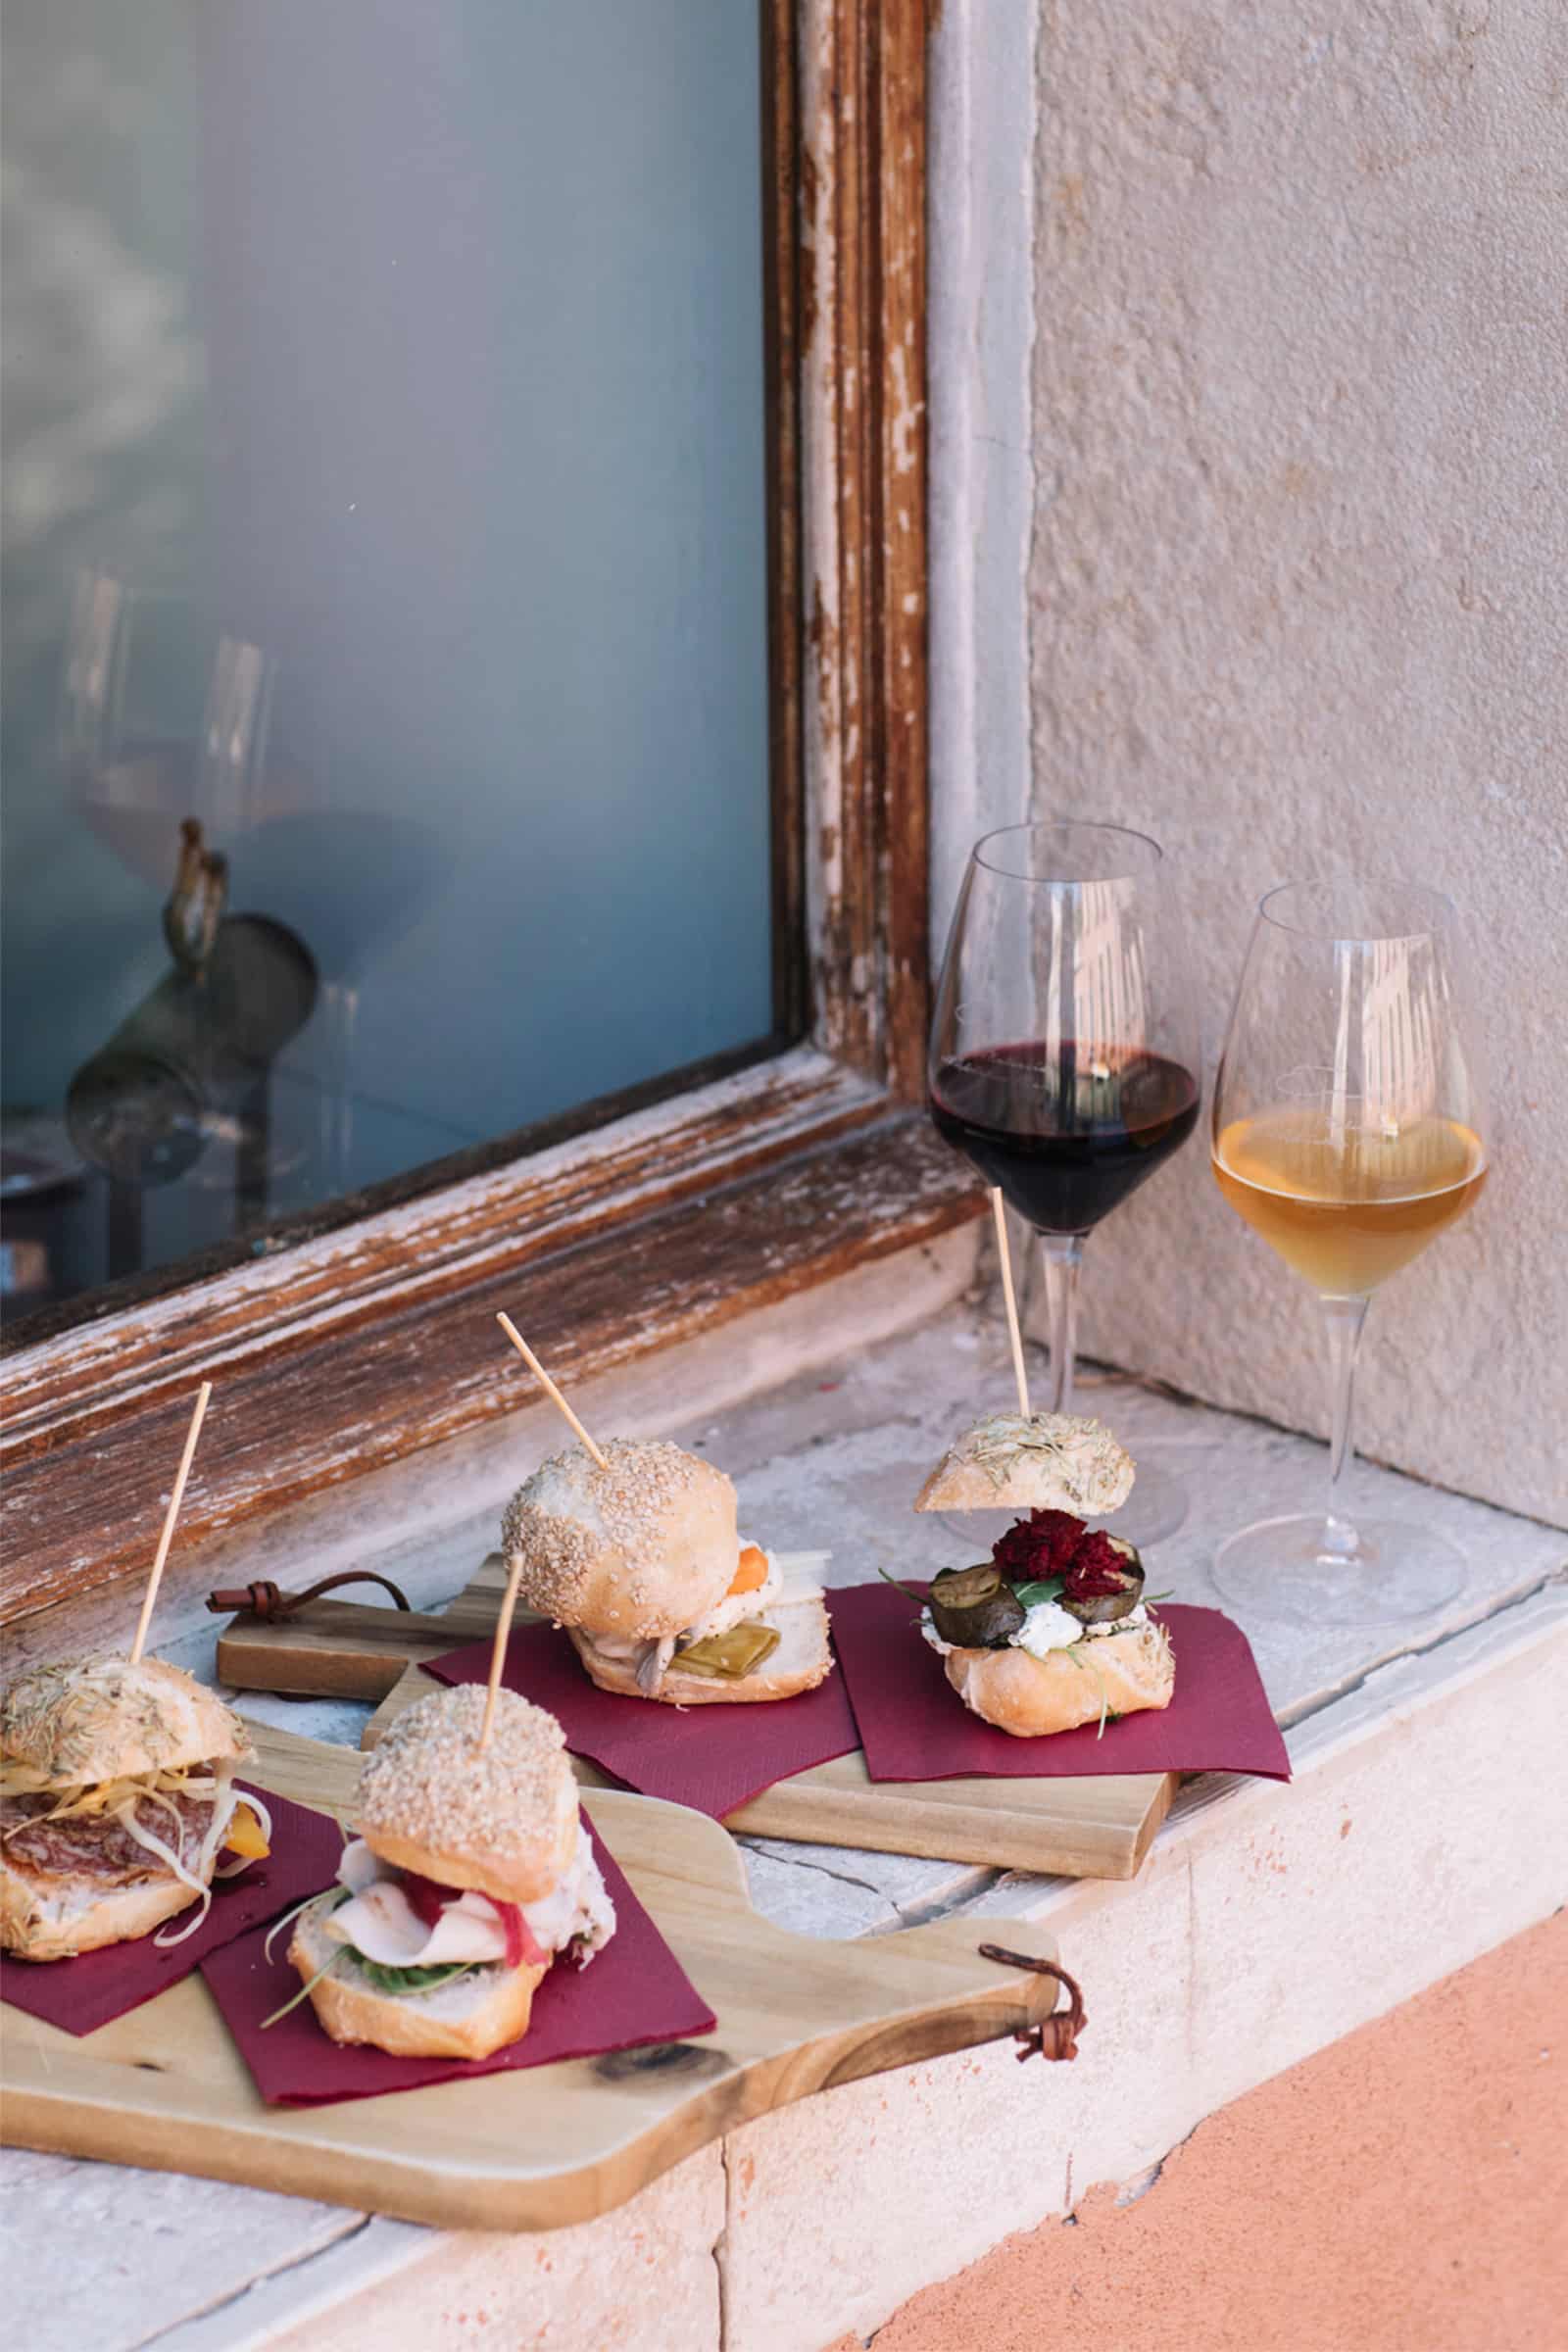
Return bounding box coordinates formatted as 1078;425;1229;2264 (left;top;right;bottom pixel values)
261;1947;343;2030
263;1886;346;1966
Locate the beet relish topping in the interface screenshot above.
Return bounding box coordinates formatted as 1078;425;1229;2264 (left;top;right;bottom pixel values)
1058;1530;1134;1601
990;1508;1132;1595
397;1867;542;1970
987;1514;1145;1618
991;1508;1084;1582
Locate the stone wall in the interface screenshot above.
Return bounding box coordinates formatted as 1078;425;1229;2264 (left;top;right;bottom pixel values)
932;0;1567;1523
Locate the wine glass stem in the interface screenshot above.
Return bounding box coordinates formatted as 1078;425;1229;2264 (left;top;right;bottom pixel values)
1039;1233;1083;1415
1320;1293;1370;1560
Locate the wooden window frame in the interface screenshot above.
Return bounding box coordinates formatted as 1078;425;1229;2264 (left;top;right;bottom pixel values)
1;0;982;1626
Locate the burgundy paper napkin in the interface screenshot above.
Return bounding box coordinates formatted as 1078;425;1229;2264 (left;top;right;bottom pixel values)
203;1816;716;2105
830;1589;1291;1783
0;1787;345;2036
425;1619;859;1819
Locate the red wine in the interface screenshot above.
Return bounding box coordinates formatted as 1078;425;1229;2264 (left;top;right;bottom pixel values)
931;1041;1200;1234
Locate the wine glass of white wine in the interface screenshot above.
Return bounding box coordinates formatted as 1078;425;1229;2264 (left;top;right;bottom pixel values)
1210;879;1489;1626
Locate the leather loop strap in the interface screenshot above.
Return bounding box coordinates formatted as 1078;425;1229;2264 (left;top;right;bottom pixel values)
977;1943;1086;2062
206;1571;413;1620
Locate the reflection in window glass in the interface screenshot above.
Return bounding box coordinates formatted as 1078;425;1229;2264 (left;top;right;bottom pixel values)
1;1;773;1313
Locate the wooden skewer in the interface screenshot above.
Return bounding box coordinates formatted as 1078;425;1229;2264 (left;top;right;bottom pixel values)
129;1381;213;1664
991;1190;1032;1421
495;1313;611;1470
477;1548;525;1753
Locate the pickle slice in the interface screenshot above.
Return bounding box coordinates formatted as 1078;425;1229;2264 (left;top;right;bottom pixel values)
673;1620;782;1679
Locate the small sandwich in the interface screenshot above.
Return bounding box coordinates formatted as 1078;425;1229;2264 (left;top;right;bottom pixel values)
501;1436;832;1704
281;1685;614;2060
913;1411;1137;1519
909;1503;1175;1740
1;1656;271;1961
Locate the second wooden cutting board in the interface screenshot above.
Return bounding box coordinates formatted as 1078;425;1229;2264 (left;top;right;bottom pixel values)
219;1557;1176;1879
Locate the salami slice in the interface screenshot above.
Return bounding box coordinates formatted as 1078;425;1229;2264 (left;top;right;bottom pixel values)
0;1791;214;1884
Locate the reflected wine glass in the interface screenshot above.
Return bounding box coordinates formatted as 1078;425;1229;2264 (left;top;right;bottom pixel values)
929;821;1201;1547
1210;879;1489;1626
58;567;131;774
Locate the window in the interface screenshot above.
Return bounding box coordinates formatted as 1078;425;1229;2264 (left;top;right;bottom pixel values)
3;1;779;1312
2;2;979;1627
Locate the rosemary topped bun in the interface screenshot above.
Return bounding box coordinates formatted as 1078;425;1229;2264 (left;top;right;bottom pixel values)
913;1412;1136;1518
2;1657;247;1787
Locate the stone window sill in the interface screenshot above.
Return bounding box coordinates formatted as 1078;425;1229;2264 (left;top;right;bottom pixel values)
6;1270;1563;2352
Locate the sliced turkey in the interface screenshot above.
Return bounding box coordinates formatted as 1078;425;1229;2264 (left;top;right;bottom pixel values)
326;1827;615;1970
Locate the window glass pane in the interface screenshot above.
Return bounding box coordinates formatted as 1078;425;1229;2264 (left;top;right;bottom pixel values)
1;1;773;1311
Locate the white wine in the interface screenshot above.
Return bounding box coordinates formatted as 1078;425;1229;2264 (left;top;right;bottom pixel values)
1212;1108;1487;1296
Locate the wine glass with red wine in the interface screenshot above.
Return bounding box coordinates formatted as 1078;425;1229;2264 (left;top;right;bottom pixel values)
929;821;1201;1545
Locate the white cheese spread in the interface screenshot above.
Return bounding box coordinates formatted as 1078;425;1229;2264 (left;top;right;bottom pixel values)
919;1609;957;1657
1083;1602;1148;1637
1011;1598;1086;1658
920;1596;1150;1661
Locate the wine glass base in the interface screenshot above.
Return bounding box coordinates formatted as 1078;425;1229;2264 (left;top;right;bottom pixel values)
1097;1456;1189;1549
1211;1514;1466;1630
932;1457;1189;1560
930;1506;1022;1563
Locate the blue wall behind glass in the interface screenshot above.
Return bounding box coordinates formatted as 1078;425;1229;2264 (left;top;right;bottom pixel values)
1;1;772;1248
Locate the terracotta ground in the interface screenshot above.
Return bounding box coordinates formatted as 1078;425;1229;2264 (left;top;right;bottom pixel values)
827;1908;1567;2352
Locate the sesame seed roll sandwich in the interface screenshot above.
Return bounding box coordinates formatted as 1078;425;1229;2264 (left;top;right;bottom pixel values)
501;1437;833;1703
1;1656;271;1962
280;1685;614;2061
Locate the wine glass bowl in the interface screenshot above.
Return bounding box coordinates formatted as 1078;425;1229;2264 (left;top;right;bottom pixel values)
928;820;1201;1549
1209;878;1489;1626
930;821;1202;1257
930;1040;1200;1236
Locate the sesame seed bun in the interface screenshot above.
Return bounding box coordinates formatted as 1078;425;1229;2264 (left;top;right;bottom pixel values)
501;1438;738;1641
943;1618;1175;1738
356;1684;578;1906
913;1414;1136;1517
1;1657;249;1788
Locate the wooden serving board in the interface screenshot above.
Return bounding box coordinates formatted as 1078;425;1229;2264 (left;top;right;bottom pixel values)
218;1559;1176;1881
2;1725;1064;2232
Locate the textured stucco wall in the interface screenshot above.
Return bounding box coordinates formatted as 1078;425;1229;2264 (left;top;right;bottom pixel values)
1012;0;1567;1522
928;0;1037;924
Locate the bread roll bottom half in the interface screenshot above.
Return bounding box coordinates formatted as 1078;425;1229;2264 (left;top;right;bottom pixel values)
944;1618;1174;1739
